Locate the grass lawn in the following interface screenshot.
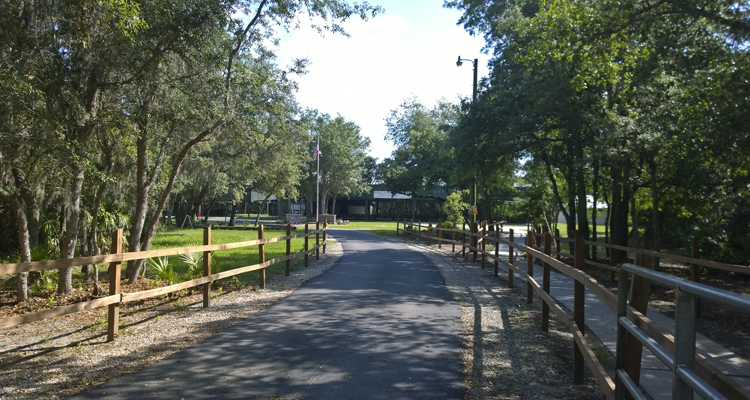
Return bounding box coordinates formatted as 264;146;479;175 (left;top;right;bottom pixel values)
545;223;607;237
327;221;400;237
147;227;320;286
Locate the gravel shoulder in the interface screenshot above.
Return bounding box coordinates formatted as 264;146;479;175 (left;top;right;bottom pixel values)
407;241;607;400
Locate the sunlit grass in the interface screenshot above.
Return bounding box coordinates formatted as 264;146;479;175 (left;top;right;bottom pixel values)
146;226;322;286
544;223;607;237
327;221;400;237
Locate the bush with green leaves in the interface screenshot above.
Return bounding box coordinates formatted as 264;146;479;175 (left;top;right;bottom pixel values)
443;190;469;226
31;270;59;294
147;256;181;285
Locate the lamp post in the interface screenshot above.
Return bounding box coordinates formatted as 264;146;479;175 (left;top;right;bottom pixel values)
456;56;478;226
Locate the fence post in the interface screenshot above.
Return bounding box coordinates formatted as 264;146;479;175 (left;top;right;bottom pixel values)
462;222;466;257
472;222;478;263
316;221;320;260
542;232;551;332
323;220;327;254
673;287;698;399
526;233;534;304
692;240;701;318
438;225;442;249
427;222;432;246
203;226;212;308
555;228;561;260
481;222;487;269
259;225;266;289
107;228;123;342
304;223;309;268
508;229;514;288
494;228;499;277
285;223;291;276
624;237;651;389
614;267;630;400
573;235;586;384
451;223;456;253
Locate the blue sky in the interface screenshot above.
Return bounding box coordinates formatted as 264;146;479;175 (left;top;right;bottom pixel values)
273;1;490;161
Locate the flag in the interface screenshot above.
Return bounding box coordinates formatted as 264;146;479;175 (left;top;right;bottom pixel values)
313;140;319;161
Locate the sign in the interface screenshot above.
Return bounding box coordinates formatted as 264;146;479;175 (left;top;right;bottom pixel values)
468;205;478;215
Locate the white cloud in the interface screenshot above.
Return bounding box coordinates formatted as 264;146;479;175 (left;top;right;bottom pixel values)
273;2;490;161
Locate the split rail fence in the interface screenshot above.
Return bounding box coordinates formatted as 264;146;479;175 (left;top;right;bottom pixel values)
0;222;328;342
397;221;750;400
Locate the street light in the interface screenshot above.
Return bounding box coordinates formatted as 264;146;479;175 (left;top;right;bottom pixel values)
456;56;478;105
456;55;479;226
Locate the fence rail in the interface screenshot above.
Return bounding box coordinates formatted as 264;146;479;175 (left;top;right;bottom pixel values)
398;221;750;400
0;222;328;337
616;263;750;400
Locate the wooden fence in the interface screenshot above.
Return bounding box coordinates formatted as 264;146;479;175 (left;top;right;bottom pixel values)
397;221;750;400
0;222;328;342
527;225;750;281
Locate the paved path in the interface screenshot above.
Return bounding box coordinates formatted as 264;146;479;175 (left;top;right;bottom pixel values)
70;230;464;400
492;230;750;400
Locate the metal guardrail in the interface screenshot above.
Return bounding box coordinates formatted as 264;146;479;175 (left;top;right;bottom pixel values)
615;263;750;400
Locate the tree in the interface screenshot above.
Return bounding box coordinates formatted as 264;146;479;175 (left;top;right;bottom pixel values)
383;98;458;220
303;111;371;216
1;0;384;294
447;0;750;262
443;190;469;226
123;0;382;282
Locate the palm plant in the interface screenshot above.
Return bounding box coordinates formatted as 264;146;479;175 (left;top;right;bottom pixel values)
180;250;221;281
147;256;181;285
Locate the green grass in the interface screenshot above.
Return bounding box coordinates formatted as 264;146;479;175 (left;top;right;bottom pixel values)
145;226;318;286
548;223;607;237
327;221;400;237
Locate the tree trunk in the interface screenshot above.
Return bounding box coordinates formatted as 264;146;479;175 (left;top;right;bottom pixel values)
576;167;589;256
79;209;90;278
541;153;573;250
229;203;237;226
331;194;337;218
85;182;107;289
12;165;41;248
566;169;577;253
58;162;85;295
0;192;30;301
610;167;631;264
649;158;661;271
255;195;272;225
320;194;329;218
126;128;154;282
630;189;639;243
133;121;225;283
592;159;599;261
8;161;41;288
605;194;611;259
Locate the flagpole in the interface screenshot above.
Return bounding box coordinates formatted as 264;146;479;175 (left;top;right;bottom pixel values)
316;134;320;223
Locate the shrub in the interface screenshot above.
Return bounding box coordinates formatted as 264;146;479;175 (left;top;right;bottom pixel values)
147;256;181;285
443;190;469;226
